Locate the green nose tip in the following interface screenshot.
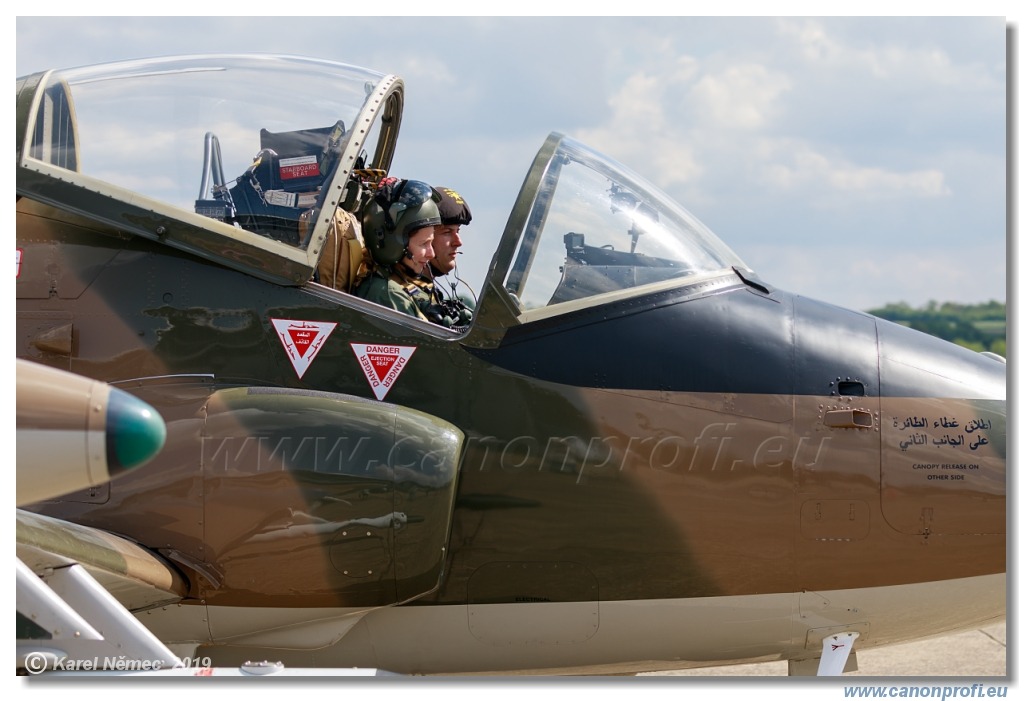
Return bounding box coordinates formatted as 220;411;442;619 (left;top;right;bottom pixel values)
105;389;167;474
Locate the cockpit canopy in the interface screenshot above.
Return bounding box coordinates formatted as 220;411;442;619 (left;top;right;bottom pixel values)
17;54;404;284
500;137;746;318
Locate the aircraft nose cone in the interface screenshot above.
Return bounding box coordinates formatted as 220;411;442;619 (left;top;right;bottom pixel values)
105;389;166;474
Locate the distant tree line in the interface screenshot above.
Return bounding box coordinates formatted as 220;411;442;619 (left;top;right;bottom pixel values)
867;300;1006;356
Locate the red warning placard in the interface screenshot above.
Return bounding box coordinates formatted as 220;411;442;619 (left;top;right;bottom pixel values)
351;343;417;400
271;318;337;379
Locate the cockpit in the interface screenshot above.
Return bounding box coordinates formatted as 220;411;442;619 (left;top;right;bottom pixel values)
17;54;749;332
17;55;402;286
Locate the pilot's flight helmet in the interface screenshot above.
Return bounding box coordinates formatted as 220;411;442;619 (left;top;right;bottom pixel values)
363;179;442;266
433;186;473;227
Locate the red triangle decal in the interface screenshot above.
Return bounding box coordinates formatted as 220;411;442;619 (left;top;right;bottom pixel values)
350;344;417;401
287;328;317;357
367;354;397;382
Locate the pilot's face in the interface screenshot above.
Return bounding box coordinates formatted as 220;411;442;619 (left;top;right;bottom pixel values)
431;224;463;275
404;226;435;274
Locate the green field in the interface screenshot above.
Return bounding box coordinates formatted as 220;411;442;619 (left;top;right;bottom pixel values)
867;301;1006;356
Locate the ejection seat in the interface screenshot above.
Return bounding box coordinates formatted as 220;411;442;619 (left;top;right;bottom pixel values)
195;121;345;246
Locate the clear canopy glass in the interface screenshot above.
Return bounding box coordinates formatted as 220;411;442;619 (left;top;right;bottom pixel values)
23;54;389;249
504;137;746;313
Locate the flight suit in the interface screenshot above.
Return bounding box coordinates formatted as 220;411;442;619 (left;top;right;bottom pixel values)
355;266;472;330
354;266;430;322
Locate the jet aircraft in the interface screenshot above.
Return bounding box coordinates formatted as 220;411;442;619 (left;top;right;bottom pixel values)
15;54;1006;676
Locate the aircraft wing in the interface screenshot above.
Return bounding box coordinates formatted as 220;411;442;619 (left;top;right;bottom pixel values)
17;509;187;673
17;509;188;612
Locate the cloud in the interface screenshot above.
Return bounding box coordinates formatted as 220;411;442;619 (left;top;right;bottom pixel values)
755;139;951;201
744;241;1006;310
782;19;838;64
777;18;1004;91
690;64;792;130
576;40;951;208
576;16;999;218
575;61;704;190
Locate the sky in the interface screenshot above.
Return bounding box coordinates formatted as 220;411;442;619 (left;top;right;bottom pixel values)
13;14;1013;313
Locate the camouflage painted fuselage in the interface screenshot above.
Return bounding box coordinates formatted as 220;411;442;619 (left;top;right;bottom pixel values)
17;196;1005;672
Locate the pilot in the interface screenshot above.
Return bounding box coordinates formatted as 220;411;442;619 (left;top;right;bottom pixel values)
421;186;475;327
354;179;449;324
429;186;472;279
